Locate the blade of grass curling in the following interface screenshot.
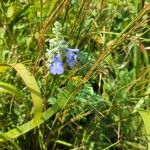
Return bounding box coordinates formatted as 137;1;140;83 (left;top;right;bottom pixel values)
139;110;150;149
10;63;43;124
0;82;22;98
0;89;71;142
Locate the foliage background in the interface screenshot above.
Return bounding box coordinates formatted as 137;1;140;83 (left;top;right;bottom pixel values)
0;0;150;149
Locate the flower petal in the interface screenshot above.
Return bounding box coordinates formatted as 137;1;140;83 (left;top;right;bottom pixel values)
50;54;64;75
66;48;79;68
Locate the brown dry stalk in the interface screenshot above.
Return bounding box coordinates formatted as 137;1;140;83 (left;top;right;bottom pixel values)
78;4;150;87
38;0;70;49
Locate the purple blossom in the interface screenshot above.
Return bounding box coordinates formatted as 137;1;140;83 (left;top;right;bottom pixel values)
50;54;64;75
66;48;79;68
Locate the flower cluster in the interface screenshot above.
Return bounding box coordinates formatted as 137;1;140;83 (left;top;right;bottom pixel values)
45;21;79;75
49;48;79;75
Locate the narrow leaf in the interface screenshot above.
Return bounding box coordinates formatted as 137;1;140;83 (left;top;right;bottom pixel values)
0;82;22;98
10;64;43;123
0;65;10;73
139;110;150;149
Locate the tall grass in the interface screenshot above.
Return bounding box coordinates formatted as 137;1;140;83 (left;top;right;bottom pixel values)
0;0;150;149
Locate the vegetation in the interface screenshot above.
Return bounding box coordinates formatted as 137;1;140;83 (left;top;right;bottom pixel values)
0;0;150;149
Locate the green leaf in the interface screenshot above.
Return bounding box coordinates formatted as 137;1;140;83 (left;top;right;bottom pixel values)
0;82;22;98
0;132;21;150
139;110;150;149
0;65;10;73
55;140;73;147
0;63;43;123
7;5;15;18
10;63;43;123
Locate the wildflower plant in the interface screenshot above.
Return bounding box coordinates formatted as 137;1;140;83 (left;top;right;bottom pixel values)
45;22;67;64
45;21;79;75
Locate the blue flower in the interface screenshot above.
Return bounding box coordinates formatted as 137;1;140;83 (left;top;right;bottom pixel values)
50;54;64;75
66;48;79;68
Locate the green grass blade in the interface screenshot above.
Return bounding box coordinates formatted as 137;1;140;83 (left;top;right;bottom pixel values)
0;65;10;73
0;132;21;150
10;63;43;123
0;82;22;98
139;110;150;149
55;140;73;147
